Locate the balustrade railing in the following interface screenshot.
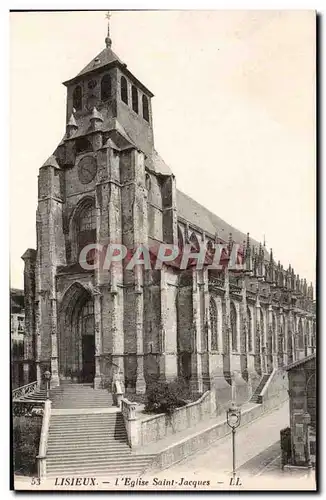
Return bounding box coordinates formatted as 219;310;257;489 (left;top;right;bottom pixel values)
12;400;44;417
12;381;38;401
209;277;224;288
37;399;51;480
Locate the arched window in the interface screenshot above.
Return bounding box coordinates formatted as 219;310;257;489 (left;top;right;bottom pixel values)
210;298;218;351
260;309;265;346
145;173;151;191
73;85;82;111
247;306;252;352
132;85;139;113
121;76;128;104
231;302;238;352
142;94;149;121
101;74;111;101
75;137;93;155
298;318;304;349
189;233;200;252
77;202;96;255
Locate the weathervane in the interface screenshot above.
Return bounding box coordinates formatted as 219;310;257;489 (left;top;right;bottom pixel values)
105;11;112;48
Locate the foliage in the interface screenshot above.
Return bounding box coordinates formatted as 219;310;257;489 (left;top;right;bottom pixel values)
144;379;189;416
13;416;42;476
280;426;292;466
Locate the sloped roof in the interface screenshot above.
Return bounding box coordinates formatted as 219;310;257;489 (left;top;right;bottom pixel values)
176;189;268;256
77;47;123;78
285;353;316;371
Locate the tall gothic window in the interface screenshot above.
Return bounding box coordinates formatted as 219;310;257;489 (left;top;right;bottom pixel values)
132;85;139;113
210;298;218;351
101;74;111;101
247;306;252;352
73;85;82;111
231;302;238;352
298;318;304;349
121;76;128;104
189;233;200;252
142;95;149;121
78;202;96;255
260;309;265;346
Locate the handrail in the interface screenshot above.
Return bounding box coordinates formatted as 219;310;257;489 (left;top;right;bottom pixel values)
12;381;38;400
37;399;51;480
260;369;276;397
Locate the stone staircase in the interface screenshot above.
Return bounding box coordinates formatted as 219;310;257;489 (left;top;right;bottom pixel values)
46;412;155;477
250;374;271;404
21;383;114;408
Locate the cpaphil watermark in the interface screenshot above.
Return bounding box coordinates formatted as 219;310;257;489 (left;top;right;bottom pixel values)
79;242;245;271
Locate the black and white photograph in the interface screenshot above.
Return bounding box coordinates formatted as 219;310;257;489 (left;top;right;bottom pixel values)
9;9;317;491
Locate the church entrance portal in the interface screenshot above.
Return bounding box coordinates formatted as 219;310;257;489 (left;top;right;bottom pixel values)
59;284;96;384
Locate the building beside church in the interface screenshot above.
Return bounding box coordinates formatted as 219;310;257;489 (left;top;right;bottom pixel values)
11;289;25;388
21;25;316;402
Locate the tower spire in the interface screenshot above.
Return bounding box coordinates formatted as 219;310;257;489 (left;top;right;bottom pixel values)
105;11;112;48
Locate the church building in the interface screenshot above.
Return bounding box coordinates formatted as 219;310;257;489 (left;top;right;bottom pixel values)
22;23;316;401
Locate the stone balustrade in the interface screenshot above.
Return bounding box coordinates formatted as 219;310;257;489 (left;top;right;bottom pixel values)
122;390;217;450
12;381;38;401
37;399;52;480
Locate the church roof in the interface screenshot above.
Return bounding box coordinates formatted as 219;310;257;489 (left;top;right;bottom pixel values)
63;46;154;97
77;47;123;78
176;189;268;257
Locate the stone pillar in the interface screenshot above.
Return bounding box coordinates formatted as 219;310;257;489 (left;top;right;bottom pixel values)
240;279;248;380
135;265;146;394
50;298;60;388
159;266;178;383
267;304;274;373
278;307;286;367
190;267;203;393
21;249;37;385
203;267;212;388
93;292;102;389
255;298;262;375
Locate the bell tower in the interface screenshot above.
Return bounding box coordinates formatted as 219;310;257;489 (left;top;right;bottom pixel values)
61;13;155;161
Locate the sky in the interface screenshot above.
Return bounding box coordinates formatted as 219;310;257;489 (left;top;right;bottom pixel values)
10;10;316;289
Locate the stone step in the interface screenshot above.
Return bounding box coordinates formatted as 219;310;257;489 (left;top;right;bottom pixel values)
47;445;131;454
46;464;152;476
47;455;152;466
46;448;131;461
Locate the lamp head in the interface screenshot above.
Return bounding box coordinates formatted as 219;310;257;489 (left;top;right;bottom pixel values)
227;402;241;429
44;370;51;381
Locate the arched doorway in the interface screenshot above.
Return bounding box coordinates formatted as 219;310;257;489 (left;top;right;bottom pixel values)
59;283;95;383
80;298;95;382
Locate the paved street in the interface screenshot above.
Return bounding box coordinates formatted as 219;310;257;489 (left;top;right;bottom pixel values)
162;402;290;477
148;402;315;490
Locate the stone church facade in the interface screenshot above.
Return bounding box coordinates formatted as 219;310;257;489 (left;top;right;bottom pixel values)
21;31;316;399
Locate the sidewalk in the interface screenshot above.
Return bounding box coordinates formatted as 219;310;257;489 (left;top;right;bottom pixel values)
152;401;289;475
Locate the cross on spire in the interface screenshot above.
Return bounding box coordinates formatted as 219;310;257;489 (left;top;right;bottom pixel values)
105;11;112;48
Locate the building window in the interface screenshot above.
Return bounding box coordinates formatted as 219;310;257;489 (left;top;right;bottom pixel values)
231;302;237;352
101;74;111;101
132;86;139;113
17;316;24;332
77;202;96;259
298;318;304;349
142;95;149;121
189;233;200;252
75;137;93;155
210;298;218;351
121;76;128;104
247;307;252;352
73;85;82;111
145;173;151;191
260;309;265;345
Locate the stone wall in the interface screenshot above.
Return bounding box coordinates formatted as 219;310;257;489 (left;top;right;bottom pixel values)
138;390;216;447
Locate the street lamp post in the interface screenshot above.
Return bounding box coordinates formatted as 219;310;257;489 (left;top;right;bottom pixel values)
227;402;241;482
44;370;51;400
